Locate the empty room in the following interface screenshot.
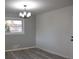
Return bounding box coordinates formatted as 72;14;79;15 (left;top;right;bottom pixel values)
5;0;73;59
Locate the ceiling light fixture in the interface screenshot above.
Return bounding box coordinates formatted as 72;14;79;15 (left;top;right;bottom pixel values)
19;5;31;18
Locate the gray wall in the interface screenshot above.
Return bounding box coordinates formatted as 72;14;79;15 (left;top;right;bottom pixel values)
5;16;36;50
36;6;73;59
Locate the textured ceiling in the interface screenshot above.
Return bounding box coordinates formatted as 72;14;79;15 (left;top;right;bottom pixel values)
5;0;73;17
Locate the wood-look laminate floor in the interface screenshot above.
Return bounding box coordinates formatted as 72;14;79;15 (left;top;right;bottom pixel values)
5;48;67;59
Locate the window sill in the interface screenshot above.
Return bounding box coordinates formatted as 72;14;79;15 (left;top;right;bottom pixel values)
5;32;24;35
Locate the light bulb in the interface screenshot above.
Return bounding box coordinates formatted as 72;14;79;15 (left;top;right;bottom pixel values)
23;11;27;15
19;12;22;16
19;12;24;17
27;12;31;17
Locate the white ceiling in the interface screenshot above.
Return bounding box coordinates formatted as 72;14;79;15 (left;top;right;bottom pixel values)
5;0;73;17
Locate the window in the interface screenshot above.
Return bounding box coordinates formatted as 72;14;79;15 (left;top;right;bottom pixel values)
5;20;24;34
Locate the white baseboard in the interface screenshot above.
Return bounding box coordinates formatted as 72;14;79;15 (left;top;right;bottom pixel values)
5;46;35;52
36;47;69;59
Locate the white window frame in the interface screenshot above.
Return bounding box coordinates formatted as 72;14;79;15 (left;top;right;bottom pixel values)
5;17;24;35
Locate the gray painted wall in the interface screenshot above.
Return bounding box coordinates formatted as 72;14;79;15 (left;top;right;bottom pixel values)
5;16;36;50
36;6;73;59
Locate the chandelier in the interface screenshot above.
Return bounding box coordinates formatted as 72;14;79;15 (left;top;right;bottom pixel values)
19;5;31;18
